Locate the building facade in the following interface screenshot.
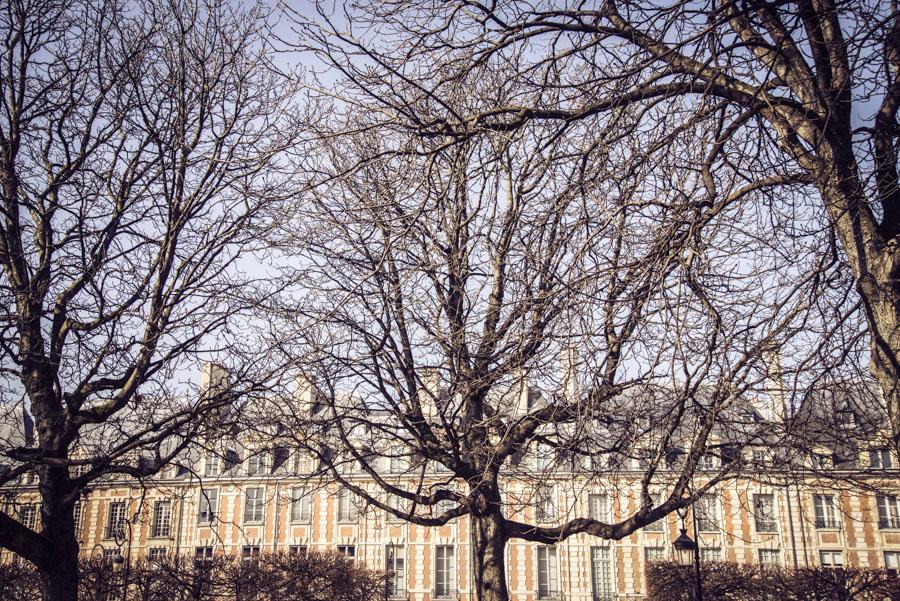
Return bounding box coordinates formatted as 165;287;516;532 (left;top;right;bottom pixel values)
6;454;900;600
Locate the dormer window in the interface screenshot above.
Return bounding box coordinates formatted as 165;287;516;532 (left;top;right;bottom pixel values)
204;455;222;477
837;408;858;426
247;453;266;477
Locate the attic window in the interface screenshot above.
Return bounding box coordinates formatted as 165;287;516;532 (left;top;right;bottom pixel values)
837;409;858;426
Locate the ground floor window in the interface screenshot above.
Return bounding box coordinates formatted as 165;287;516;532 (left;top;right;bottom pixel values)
590;546;614;600
536;545;559;599
434;545;456;598
820;550;843;568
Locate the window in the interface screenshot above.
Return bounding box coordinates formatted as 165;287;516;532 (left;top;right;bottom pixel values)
197;489;219;524
385;545;406;598
243;487;264;524
700;547;722;562
753;494;777;532
698;453;719;471
293;453;314;475
290;487;311;523
70;464;90;479
536;545;559;599
836;409;857;426
885;551;900;576
247;454;265;477
337;545;356;558
645;547;666;562
435;499;456;515
588;494;609;521
148;547;167;562
73;501;83;539
386;496;406;523
18;504;37;530
151;501;172;538
241;545;260;564
102;549;122;563
695;496;719;532
337;488;358;523
204;454;222;477
194;546;213;567
877;495;900;529
813;494;838;528
105;501;126;540
288;545;307;555
536;485;557;521
759;549;781;566
534;445;553;471
871;449;893;469
644;493;664;532
820;550;843;569
434;545;456;598
590;547;614;600
752;449;767;465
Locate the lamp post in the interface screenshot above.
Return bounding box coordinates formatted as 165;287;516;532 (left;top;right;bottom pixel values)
673;506;702;601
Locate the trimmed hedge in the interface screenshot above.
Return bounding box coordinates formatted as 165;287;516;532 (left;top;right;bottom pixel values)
647;561;900;601
0;551;387;601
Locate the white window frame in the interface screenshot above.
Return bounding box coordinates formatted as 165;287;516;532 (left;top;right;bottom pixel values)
243;487;264;524
695;496;719;532
590;546;615;600
877;494;900;529
536;545;560;599
105;501;126;540
536;485;557;522
758;549;781;566
819;550;843;568
699;547;722;562
885;551;900;575
337;488;358;523
18;504;37;531
753;493;778;533
385;544;406;598
434;545;456;598
290;487;312;523
870;449;893;469
643;492;664;532
204;454;222;477
197;488;219;524
588;493;609;522
151;500;172;538
813;494;838;529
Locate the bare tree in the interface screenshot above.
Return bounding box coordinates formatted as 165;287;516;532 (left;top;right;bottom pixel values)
266;49;857;596
0;0;299;598
287;0;899;457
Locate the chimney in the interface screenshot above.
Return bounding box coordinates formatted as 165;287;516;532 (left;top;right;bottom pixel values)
418;368;441;420
512;369;530;417
293;374;319;415
561;347;579;401
200;361;230;398
762;350;787;421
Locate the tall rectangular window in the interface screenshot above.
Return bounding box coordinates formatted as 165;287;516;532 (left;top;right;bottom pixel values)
870;449;893;469
813;495;837;528
434;545;456;598
590;546;614;600
204;454;221;477
885;551;900;576
18;504;37;530
536;485;556;521
105;501;126;540
588;494;609;521
385;545;406;598
290;487;312;523
644;493;664;532
753;494;777;532
536;545;559;599
247;454;265;477
152;500;172;538
337;488;357;523
73;501;83;538
198;488;219;524
820;550;843;568
877;495;900;529
695;496;719;532
243;487;264;524
388;448;408;474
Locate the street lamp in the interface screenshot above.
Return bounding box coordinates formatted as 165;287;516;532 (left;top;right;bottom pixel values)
672;528;697;566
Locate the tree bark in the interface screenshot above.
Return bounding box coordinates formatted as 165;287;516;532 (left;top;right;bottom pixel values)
471;507;510;601
37;468;78;601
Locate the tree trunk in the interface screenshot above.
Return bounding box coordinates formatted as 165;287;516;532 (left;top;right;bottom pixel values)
471;509;510;601
37;468;79;601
